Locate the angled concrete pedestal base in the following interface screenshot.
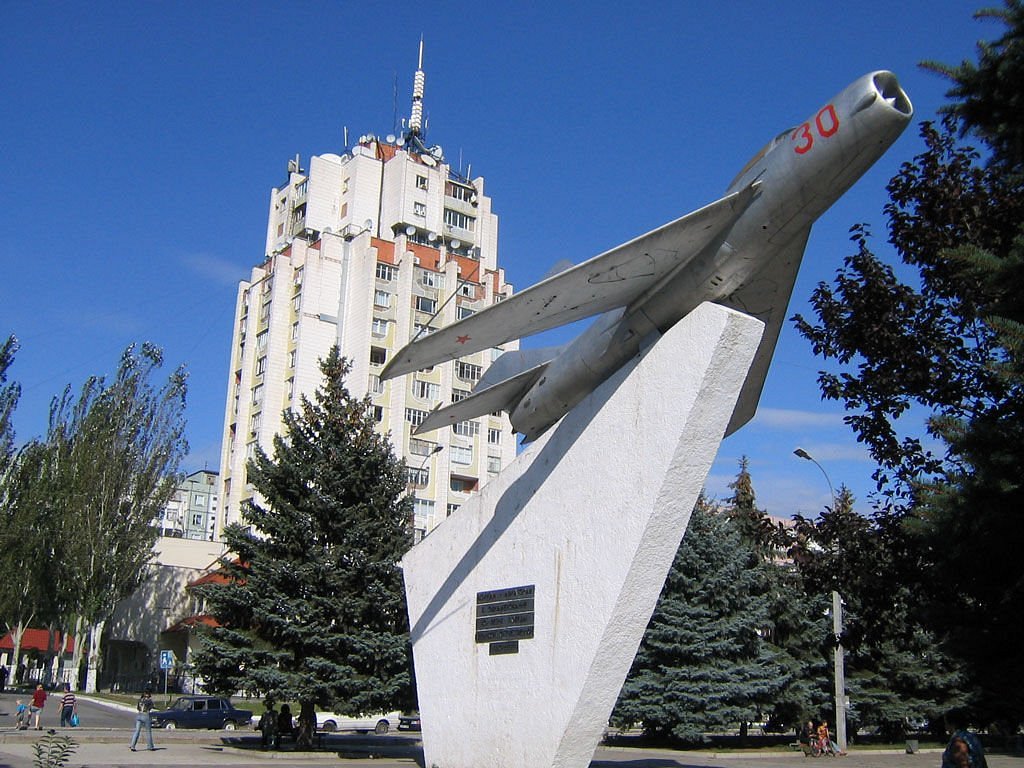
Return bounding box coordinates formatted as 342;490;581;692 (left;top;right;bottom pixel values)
402;303;764;768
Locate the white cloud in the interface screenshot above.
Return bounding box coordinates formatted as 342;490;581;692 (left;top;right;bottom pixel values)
180;253;246;287
752;407;846;429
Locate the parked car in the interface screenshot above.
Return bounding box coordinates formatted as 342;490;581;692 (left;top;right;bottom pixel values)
315;711;401;734
398;713;421;732
150;695;253;730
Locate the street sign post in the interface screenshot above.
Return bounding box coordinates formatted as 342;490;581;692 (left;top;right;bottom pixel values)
159;650;176;700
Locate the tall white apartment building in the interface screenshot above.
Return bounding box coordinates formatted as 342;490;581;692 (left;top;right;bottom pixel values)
218;52;517;539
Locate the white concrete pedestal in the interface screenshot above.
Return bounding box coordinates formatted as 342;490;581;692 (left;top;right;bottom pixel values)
402;303;764;768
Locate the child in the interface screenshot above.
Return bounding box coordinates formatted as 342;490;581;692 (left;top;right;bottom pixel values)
15;699;29;730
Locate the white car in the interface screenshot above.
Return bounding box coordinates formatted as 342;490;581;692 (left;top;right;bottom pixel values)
315;711;401;734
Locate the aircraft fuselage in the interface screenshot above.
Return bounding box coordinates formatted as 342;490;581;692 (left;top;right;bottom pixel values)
509;71;912;440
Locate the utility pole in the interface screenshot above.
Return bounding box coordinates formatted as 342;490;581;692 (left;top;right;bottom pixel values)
794;447;847;752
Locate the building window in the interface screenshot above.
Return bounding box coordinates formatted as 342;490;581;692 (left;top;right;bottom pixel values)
256;330;268;350
293;266;304;288
406;467;429;488
291;321;299;340
193;493;206;507
372;318;388;337
446;181;475;202
450;474;477;492
286;378;294;399
405;408;428;427
413;202;426;217
447;503;460;517
251;384;263;405
412;379;440;401
488;455;502;474
452;388;470;403
288;350;296;369
374;290;392;308
376;263;396;281
415;296;436;314
409;438;438;457
255;356;267;376
416;175;428;190
372;405;383;422
419;270;444;289
457;305;476;320
452;420;479;437
292;294;301;312
450;445;473;465
368;374;384;395
250;412;262;434
413;497;434;518
370;346;387;366
413;322;435;338
456;361;482;382
488;427;501;445
444;208;476;232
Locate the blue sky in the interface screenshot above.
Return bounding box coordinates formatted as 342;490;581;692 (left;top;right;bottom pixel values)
1;1;990;519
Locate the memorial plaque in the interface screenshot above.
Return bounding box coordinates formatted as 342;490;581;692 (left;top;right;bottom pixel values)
476;584;536;653
488;641;519;656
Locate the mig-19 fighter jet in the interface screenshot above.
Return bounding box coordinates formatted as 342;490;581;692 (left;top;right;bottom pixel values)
381;71;913;442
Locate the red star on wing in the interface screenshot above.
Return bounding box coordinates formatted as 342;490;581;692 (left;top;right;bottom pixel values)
456;335;471;345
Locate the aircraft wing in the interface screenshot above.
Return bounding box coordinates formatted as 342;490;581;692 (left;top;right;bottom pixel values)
381;183;760;380
718;228;811;436
414;361;548;435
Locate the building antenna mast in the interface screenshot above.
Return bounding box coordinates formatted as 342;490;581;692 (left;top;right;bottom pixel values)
409;37;426;139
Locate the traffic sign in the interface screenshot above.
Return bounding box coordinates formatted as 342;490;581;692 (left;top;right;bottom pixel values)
159;650;176;670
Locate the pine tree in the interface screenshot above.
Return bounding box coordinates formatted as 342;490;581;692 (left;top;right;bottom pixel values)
192;348;413;747
613;494;787;742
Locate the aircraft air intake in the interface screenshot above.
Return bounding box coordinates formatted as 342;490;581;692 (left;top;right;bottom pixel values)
873;71;913;115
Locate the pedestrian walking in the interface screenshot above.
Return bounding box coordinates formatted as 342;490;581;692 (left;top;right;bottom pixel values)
59;684;78;727
130;689;156;752
29;683;46;730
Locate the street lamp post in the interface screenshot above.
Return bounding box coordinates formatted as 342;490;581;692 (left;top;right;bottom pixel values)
409;445;444;540
793;447;847;753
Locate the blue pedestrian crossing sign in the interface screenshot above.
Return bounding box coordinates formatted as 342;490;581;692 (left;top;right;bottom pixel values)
159;650;176;670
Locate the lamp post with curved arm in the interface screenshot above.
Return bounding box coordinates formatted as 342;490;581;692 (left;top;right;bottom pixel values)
409;444;444;541
793;447;847;753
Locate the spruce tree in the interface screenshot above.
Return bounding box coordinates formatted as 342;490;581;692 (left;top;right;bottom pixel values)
613;494;787;742
192;348;413;746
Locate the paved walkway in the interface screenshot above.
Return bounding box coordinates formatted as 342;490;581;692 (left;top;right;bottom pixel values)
0;732;1020;768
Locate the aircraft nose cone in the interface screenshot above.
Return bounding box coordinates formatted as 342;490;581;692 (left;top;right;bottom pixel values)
872;71;913;117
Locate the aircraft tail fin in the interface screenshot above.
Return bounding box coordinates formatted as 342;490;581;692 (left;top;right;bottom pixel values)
415;357;550;435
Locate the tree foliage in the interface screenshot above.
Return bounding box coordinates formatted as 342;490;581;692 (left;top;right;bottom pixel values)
0;335;20;466
791;490;964;735
792;1;1024;726
613;493;789;742
0;340;187;689
192;348;413;747
46;342;188;628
